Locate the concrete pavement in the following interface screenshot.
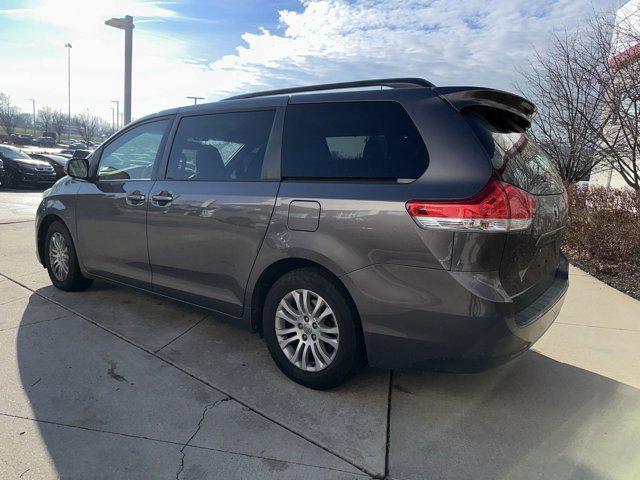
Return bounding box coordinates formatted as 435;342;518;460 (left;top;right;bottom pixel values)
0;191;639;479
0;189;42;224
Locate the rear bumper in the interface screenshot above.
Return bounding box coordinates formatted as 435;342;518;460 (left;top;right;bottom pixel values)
343;254;568;370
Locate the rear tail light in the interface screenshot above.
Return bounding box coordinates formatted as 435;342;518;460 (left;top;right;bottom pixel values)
406;179;536;232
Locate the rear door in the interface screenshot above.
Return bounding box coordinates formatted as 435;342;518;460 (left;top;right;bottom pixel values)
76;118;173;288
146;109;281;317
465;113;567;307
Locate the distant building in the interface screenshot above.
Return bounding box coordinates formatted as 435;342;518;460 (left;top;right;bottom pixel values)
589;0;640;189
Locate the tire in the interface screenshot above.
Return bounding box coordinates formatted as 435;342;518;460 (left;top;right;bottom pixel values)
263;268;364;389
2;169;18;188
44;221;93;291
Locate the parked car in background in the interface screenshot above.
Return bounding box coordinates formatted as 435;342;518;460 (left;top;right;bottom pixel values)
28;153;69;180
59;147;92;158
34;137;58;148
42;132;57;140
0;144;56;188
11;134;35;146
36;78;569;389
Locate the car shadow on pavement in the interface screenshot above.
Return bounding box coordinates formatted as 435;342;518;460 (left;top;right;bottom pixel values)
390;352;640;480
10;291;640;479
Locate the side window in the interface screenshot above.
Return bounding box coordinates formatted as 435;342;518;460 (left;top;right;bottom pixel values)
282;102;428;180
97;119;170;181
166;110;275;181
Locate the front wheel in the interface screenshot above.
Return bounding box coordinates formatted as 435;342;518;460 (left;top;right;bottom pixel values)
45;221;93;291
263;268;364;389
1;169;18;188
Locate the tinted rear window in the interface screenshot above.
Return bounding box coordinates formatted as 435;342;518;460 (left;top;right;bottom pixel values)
465;113;564;195
282;102;428;180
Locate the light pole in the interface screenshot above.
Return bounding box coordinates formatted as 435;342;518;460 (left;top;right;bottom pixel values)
111;100;120;129
65;43;72;139
29;98;36;136
105;15;134;125
110;107;115;132
187;96;204;105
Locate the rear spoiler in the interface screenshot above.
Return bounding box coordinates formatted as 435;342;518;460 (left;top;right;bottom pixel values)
434;86;536;130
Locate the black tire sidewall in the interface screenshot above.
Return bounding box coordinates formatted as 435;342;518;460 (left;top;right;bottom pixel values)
263;268;361;389
3;169;17;188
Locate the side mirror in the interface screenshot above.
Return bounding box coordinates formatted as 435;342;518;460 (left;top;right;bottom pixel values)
66;157;90;180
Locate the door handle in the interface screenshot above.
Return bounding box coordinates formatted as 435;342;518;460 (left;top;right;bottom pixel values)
126;191;145;205
152;192;173;205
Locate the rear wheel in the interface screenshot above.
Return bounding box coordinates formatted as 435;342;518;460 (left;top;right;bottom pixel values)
45;221;93;291
263;268;364;389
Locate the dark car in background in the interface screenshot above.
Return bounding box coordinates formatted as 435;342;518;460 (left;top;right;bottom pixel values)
35;78;568;389
34;137;58;148
0;144;56;188
10;134;35;146
28;153;69;180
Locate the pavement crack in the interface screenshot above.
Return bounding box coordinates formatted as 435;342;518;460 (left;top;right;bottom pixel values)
0;272;374;477
383;369;394;479
176;397;231;480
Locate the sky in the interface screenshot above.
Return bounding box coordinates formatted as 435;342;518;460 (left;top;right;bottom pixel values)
0;0;625;122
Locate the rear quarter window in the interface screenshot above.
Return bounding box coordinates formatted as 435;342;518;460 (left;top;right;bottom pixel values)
282;101;428;180
465;113;564;195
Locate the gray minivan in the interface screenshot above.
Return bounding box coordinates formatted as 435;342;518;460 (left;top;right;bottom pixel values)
36;78;568;389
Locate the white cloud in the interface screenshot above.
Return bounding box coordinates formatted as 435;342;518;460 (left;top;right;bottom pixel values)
205;0;620;99
0;0;622;120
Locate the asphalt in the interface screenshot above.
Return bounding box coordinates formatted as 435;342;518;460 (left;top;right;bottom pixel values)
0;190;639;479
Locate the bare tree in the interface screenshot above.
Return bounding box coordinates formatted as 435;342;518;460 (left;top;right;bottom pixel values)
0;92;20;137
517;31;606;183
572;7;640;190
51;110;66;142
74;110;101;143
38;106;55;133
520;5;640;190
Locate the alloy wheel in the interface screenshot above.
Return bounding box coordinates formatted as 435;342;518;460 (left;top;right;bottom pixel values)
274;289;340;372
49;232;70;281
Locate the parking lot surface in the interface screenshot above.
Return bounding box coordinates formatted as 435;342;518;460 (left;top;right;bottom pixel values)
1;191;639;479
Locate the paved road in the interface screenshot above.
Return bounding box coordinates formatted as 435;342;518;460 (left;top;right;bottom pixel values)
0;192;639;479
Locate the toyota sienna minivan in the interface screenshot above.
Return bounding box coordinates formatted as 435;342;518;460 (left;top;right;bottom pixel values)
36;78;568;389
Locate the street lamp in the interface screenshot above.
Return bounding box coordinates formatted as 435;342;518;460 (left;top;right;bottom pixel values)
65;43;72;139
187;96;204;105
105;15;134;125
29;98;36;136
111;100;120;130
110;107;115;132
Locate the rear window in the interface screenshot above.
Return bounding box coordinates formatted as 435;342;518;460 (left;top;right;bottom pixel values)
282;101;428;180
465;113;564;195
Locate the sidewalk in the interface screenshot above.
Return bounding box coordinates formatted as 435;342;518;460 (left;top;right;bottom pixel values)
0;218;639;479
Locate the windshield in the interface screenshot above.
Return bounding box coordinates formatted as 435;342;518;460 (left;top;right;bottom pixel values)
465;113;564;195
0;146;31;160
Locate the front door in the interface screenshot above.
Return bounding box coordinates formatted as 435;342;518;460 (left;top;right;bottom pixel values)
147;110;278;317
76;118;172;289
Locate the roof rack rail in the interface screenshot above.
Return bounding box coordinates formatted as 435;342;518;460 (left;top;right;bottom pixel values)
222;77;434;101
